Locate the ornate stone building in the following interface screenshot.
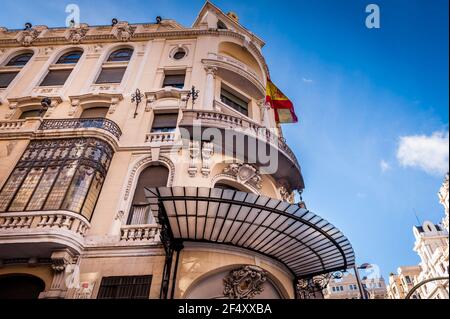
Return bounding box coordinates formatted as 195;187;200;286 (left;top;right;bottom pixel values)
324;272;387;299
0;2;355;299
387;174;449;299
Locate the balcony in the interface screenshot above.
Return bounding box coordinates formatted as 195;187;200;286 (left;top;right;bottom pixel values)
120;225;160;242
0;118;42;138
0;210;90;258
38;117;122;140
145;131;177;144
179;109;304;190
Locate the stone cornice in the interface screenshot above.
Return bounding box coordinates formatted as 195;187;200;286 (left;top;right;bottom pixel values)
0;28;269;77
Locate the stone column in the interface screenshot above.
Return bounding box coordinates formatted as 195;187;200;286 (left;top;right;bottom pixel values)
203;65;217;111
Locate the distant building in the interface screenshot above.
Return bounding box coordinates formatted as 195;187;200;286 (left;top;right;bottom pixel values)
387;174;449;299
324;272;387;299
387;266;421;299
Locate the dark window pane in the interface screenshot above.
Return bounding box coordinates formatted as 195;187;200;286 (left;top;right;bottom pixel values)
6;53;33;66
56;51;83;64
96;67;126;84
0;72;19;88
220;89;248;116
97;276;152;299
173;50;186;60
107;49;133;62
163;74;185;89
40;69;73;86
80;107;109;118
19;109;44;119
151;113;178;132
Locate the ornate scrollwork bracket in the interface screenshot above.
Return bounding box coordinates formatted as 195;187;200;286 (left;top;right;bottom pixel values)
223;265;267;299
296;271;344;299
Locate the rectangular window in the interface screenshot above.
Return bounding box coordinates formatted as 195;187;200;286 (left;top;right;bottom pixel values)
27;167;59;211
40;69;73;86
0;169;27;211
151;113;178;133
8;167;44;212
95;67;126;84
97;275;152;299
220;88;249;116
405;276;411;284
163;73;185;89
0;72;19;88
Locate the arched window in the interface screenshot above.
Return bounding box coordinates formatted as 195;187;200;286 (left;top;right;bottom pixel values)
96;48;134;84
0;274;45;299
6;52;33;66
80;107;109;119
56;50;83;64
127;165;169;225
39;49;83;87
107;48;133;62
0;52;33;89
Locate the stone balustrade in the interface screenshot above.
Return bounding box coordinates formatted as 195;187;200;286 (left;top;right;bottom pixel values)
120;224;160;242
145;131;176;144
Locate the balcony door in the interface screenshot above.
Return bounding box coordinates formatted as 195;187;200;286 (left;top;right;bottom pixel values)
128;165;169;225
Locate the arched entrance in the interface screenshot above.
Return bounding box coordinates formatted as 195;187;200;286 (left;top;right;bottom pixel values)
184;265;285;299
0;274;45;299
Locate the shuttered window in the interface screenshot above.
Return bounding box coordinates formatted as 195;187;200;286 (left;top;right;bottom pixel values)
40;69;73;86
151;113;178;133
80;107;109;119
163;74;185;89
0;72;19;88
96;67;126;84
220;89;249;116
97;275;152;299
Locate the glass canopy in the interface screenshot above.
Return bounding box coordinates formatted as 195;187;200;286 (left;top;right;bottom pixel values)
145;187;355;278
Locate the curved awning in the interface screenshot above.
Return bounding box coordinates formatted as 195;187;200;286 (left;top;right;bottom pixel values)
145;187;355;278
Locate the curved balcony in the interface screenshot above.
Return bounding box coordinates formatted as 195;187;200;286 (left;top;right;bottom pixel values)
202;53;265;98
38;118;122;140
179;109;304;191
0;210;90;258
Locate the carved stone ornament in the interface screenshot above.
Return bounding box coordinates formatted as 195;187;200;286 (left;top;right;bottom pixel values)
223;163;262;189
279;186;295;204
16;29;40;46
65;25;89;43
223;265;267;299
188;140;200;177
201;142;214;177
112;22;136;42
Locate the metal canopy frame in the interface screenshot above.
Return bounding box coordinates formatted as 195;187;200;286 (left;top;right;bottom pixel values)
145;187;355;279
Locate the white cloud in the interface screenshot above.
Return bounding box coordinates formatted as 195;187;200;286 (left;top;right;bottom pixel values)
397;131;449;175
380;160;391;172
302;78;313;83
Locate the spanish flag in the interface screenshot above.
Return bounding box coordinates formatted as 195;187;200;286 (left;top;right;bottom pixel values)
265;79;298;123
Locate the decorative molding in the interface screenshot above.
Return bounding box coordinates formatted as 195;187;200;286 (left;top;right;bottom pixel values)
112;21;136;42
223;163;262;189
201;142;214;177
188;140;200;177
65;25;89;44
68;93;123;116
279;186;294;204
16;28;41;47
145;89;190;111
123;155;175;201
5;95;62;119
223;265;267;299
296;271;343;299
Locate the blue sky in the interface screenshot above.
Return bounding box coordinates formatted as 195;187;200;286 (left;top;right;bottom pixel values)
1;0;448;279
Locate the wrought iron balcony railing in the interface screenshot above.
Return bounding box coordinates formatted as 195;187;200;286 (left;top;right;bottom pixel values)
39;118;122;139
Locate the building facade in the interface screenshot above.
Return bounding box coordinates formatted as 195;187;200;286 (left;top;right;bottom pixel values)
0;2;355;299
387;174;449;299
324;272;387;299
